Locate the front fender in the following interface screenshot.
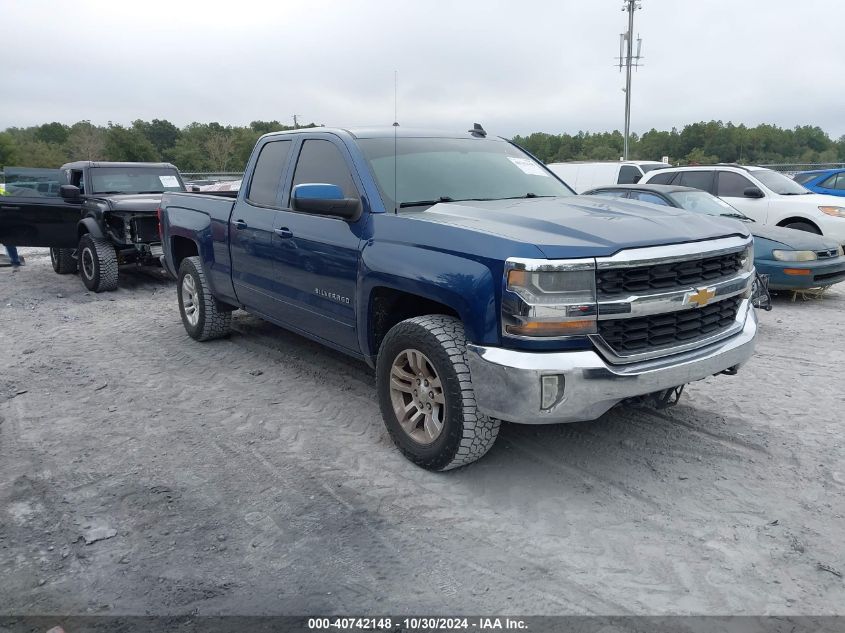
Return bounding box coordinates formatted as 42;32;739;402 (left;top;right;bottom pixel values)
77;216;105;240
358;242;500;358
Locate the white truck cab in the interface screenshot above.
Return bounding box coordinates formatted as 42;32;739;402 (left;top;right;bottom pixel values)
546;160;669;193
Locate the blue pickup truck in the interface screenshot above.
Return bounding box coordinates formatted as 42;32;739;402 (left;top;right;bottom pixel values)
159;126;758;470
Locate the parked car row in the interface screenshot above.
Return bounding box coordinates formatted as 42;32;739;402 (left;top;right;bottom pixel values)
1;126;837;471
581;184;845;291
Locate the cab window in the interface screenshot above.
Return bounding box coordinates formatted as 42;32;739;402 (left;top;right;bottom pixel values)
291;139;358;201
617;165;642;184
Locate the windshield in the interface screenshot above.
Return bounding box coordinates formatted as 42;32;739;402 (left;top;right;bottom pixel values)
89;167;185;194
357;137;574;209
668;190;750;219
753;169;810;195
640;164;669;173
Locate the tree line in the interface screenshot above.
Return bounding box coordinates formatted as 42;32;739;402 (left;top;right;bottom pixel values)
0;120;319;173
512;121;845;166
1;119;844;173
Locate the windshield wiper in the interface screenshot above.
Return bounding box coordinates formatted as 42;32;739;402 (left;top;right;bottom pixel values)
721;213;752;220
780;192;810;195
399;196;454;208
137;190;165;194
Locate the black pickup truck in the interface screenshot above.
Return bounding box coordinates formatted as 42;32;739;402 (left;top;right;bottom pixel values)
0;161;187;291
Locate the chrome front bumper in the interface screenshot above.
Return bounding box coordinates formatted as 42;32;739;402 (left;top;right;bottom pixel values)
467;301;758;424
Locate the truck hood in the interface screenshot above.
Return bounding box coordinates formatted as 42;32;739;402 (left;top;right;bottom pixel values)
409;196;749;258
95;194;163;213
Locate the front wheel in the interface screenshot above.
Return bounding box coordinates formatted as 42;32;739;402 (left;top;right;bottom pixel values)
376;315;500;471
50;247;77;274
177;256;232;341
78;234;118;292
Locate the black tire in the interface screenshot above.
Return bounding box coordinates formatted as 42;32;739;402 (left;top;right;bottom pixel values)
782;221;821;234
50;247;77;274
78;234;118;292
177;256;232;341
376;315;500;471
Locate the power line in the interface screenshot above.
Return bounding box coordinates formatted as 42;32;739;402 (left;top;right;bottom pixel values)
617;0;644;160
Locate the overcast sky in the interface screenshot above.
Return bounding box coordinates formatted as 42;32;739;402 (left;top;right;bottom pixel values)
3;0;843;139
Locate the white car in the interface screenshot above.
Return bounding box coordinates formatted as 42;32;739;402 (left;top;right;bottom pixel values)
546;160;668;193
641;164;845;243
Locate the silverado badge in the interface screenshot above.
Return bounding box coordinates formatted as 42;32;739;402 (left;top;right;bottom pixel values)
687;286;716;308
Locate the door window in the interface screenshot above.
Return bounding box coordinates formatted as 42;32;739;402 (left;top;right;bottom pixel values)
717;171;755;197
678;170;715;192
291;140;358;201
617;165;642;184
247;140;292;207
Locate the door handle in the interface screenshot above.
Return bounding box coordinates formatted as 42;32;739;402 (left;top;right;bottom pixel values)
233;219;247;230
274;228;293;239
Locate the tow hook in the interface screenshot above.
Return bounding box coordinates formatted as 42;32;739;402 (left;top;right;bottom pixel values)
719;365;740;376
625;385;685;409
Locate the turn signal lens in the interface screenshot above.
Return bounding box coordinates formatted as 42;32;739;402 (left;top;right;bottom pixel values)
506;319;596;337
783;268;812;276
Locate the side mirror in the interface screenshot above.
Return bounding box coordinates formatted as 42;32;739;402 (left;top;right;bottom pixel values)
292;183;360;220
743;186;765;199
60;185;81;201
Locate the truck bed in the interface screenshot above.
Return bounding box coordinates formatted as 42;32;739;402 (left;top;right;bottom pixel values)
160;191;236;220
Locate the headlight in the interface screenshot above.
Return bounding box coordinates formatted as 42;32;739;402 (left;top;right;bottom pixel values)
740;244;754;272
503;260;597;338
772;250;817;262
819;206;845;218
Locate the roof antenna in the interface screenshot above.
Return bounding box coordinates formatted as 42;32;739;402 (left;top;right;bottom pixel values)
393;70;399;214
469;123;486;138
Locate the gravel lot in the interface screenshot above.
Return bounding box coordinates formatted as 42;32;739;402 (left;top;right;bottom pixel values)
1;247;844;616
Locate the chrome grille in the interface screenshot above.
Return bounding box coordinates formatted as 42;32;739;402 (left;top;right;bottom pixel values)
596;251;744;297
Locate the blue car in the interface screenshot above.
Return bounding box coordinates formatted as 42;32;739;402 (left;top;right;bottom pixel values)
793;168;845;197
583;184;845;290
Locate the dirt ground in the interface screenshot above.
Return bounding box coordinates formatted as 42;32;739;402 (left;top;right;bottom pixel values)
1;247;844;616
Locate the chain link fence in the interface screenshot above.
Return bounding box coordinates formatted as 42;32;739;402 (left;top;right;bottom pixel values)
758;163;845;176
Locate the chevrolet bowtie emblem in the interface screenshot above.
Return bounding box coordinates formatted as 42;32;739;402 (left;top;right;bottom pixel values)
688;286;716;307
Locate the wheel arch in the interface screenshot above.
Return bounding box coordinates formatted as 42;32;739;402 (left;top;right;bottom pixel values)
77;217;105;240
775;217;822;233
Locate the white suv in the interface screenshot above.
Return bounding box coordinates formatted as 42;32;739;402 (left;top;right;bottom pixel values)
641;164;845;243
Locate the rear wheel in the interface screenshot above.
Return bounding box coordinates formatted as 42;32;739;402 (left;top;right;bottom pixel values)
78;234;118;292
177;256;232;341
50;247;77;274
782;221;821;234
376;315;500;471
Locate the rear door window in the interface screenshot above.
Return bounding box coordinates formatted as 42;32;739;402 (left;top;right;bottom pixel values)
647;171;678;185
678;170;715;193
716;171;755;197
820;173;845;190
617;165;642;184
247;140;292;207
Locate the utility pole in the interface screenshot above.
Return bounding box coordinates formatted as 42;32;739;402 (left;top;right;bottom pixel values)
618;0;643;160
292;114;300;129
